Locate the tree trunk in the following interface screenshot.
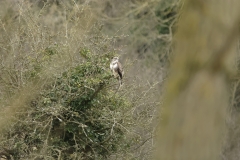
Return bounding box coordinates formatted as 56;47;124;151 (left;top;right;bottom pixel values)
154;0;240;159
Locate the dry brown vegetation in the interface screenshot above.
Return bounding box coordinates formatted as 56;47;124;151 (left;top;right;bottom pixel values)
0;0;161;159
0;0;240;160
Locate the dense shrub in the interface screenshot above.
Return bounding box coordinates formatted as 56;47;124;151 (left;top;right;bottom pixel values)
1;48;136;159
0;1;159;160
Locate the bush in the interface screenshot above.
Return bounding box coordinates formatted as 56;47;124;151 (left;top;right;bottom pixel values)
0;1;159;160
2;48;135;159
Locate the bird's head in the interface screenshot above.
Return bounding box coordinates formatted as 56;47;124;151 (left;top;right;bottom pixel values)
111;57;119;62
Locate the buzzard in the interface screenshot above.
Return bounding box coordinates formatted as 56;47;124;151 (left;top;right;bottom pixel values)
110;57;123;85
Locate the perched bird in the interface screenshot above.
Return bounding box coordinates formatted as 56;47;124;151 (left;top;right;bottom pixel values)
110;57;123;85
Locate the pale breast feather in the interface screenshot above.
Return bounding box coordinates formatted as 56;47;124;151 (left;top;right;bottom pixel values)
113;63;118;70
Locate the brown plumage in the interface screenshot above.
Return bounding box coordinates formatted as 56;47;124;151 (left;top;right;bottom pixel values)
110;57;123;85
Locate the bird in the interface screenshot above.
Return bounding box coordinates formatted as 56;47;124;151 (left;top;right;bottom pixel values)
110;57;123;85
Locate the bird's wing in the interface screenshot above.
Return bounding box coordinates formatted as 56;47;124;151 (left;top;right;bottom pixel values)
117;61;123;72
117;61;123;79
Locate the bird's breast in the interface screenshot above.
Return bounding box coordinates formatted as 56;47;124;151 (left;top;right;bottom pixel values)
112;63;118;69
110;62;118;70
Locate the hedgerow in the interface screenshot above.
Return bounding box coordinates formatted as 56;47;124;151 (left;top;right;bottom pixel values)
0;1;158;159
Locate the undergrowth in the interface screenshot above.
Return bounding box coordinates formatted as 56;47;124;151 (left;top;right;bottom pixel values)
0;1;159;159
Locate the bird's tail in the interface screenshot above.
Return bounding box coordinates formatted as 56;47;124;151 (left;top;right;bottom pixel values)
117;69;123;86
117;69;122;80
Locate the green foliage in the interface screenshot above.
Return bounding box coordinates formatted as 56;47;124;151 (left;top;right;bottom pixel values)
3;49;133;159
0;1;159;160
